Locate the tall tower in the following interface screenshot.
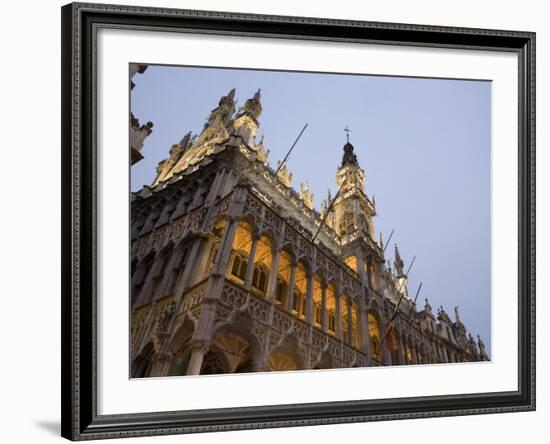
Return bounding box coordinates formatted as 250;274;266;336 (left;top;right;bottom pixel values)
333;130;384;296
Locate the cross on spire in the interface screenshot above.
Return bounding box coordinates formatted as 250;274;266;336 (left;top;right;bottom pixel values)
344;126;351;143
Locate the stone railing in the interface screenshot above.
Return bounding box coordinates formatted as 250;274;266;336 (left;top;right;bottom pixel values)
180;280;207;313
216;278;367;367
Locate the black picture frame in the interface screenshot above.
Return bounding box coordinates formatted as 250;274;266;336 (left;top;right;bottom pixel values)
61;2;536;440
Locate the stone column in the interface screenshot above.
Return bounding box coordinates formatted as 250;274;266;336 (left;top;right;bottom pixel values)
321;284;327;333
186;342;209;375
347;297;353;346
359;299;370;356
335;290;342;340
286;263;297;312
266;249;281;301
305;275;314;324
252;359;270;372
212;219;239;277
411;342;418;365
244;236;259;291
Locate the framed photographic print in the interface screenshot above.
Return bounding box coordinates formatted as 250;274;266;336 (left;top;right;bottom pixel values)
61;2;536;440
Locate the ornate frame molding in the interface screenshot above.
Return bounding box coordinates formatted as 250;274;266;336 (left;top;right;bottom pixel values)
61;2;535;440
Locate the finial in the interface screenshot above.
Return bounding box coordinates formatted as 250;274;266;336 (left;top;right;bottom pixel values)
344;125;351;143
454;305;461;323
393;244;405;276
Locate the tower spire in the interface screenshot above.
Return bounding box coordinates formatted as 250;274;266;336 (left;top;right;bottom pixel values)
341;127;359;167
344;125;351;143
394;244;405;276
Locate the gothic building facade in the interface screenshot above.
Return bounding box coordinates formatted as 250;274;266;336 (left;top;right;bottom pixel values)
130;88;489;378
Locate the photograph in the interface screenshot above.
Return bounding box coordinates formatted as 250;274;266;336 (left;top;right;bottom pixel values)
129;64;491;378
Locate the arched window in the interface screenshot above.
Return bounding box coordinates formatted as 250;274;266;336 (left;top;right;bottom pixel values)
252;264;268;294
275;279;287;306
227;221;253;284
313;275;323;328
292;263;307;319
275;250;292;306
250;236;272;296
229;253;247;281
366;258;380;290
368;312;382;361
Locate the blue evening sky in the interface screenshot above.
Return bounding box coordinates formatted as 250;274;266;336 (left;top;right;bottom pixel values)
131;65;491;355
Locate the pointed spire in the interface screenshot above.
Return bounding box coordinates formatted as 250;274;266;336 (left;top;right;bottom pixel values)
299;181;314;209
394;244;405;276
241;88;262;120
424;298;432;314
454;306;462;323
340;126;359;167
204;88;236;130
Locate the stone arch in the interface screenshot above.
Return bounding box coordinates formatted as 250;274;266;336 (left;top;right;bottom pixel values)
257;228;278;252
250;235;273;296
268;335;304;372
367;310;383;362
207;324;262;374
169;317;196;354
312;351;333;370
200;347;231;375
131;342;155;378
227;220;255;284
292;261;309;319
274;249;293;307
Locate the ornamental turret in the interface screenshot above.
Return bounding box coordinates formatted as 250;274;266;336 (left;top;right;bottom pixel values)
233;89;262;145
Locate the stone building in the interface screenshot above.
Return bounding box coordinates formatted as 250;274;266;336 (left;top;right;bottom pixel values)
130;88;489;378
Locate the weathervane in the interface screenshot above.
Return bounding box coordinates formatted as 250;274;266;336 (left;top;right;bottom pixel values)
344;125;351;143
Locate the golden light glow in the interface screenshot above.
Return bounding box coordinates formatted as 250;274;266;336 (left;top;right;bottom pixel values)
344;255;358;273
351;301;359;349
368;312;381;360
293;262;307;319
341;294;349;344
313;275;323;327
326;284;336;335
269;349;298;371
